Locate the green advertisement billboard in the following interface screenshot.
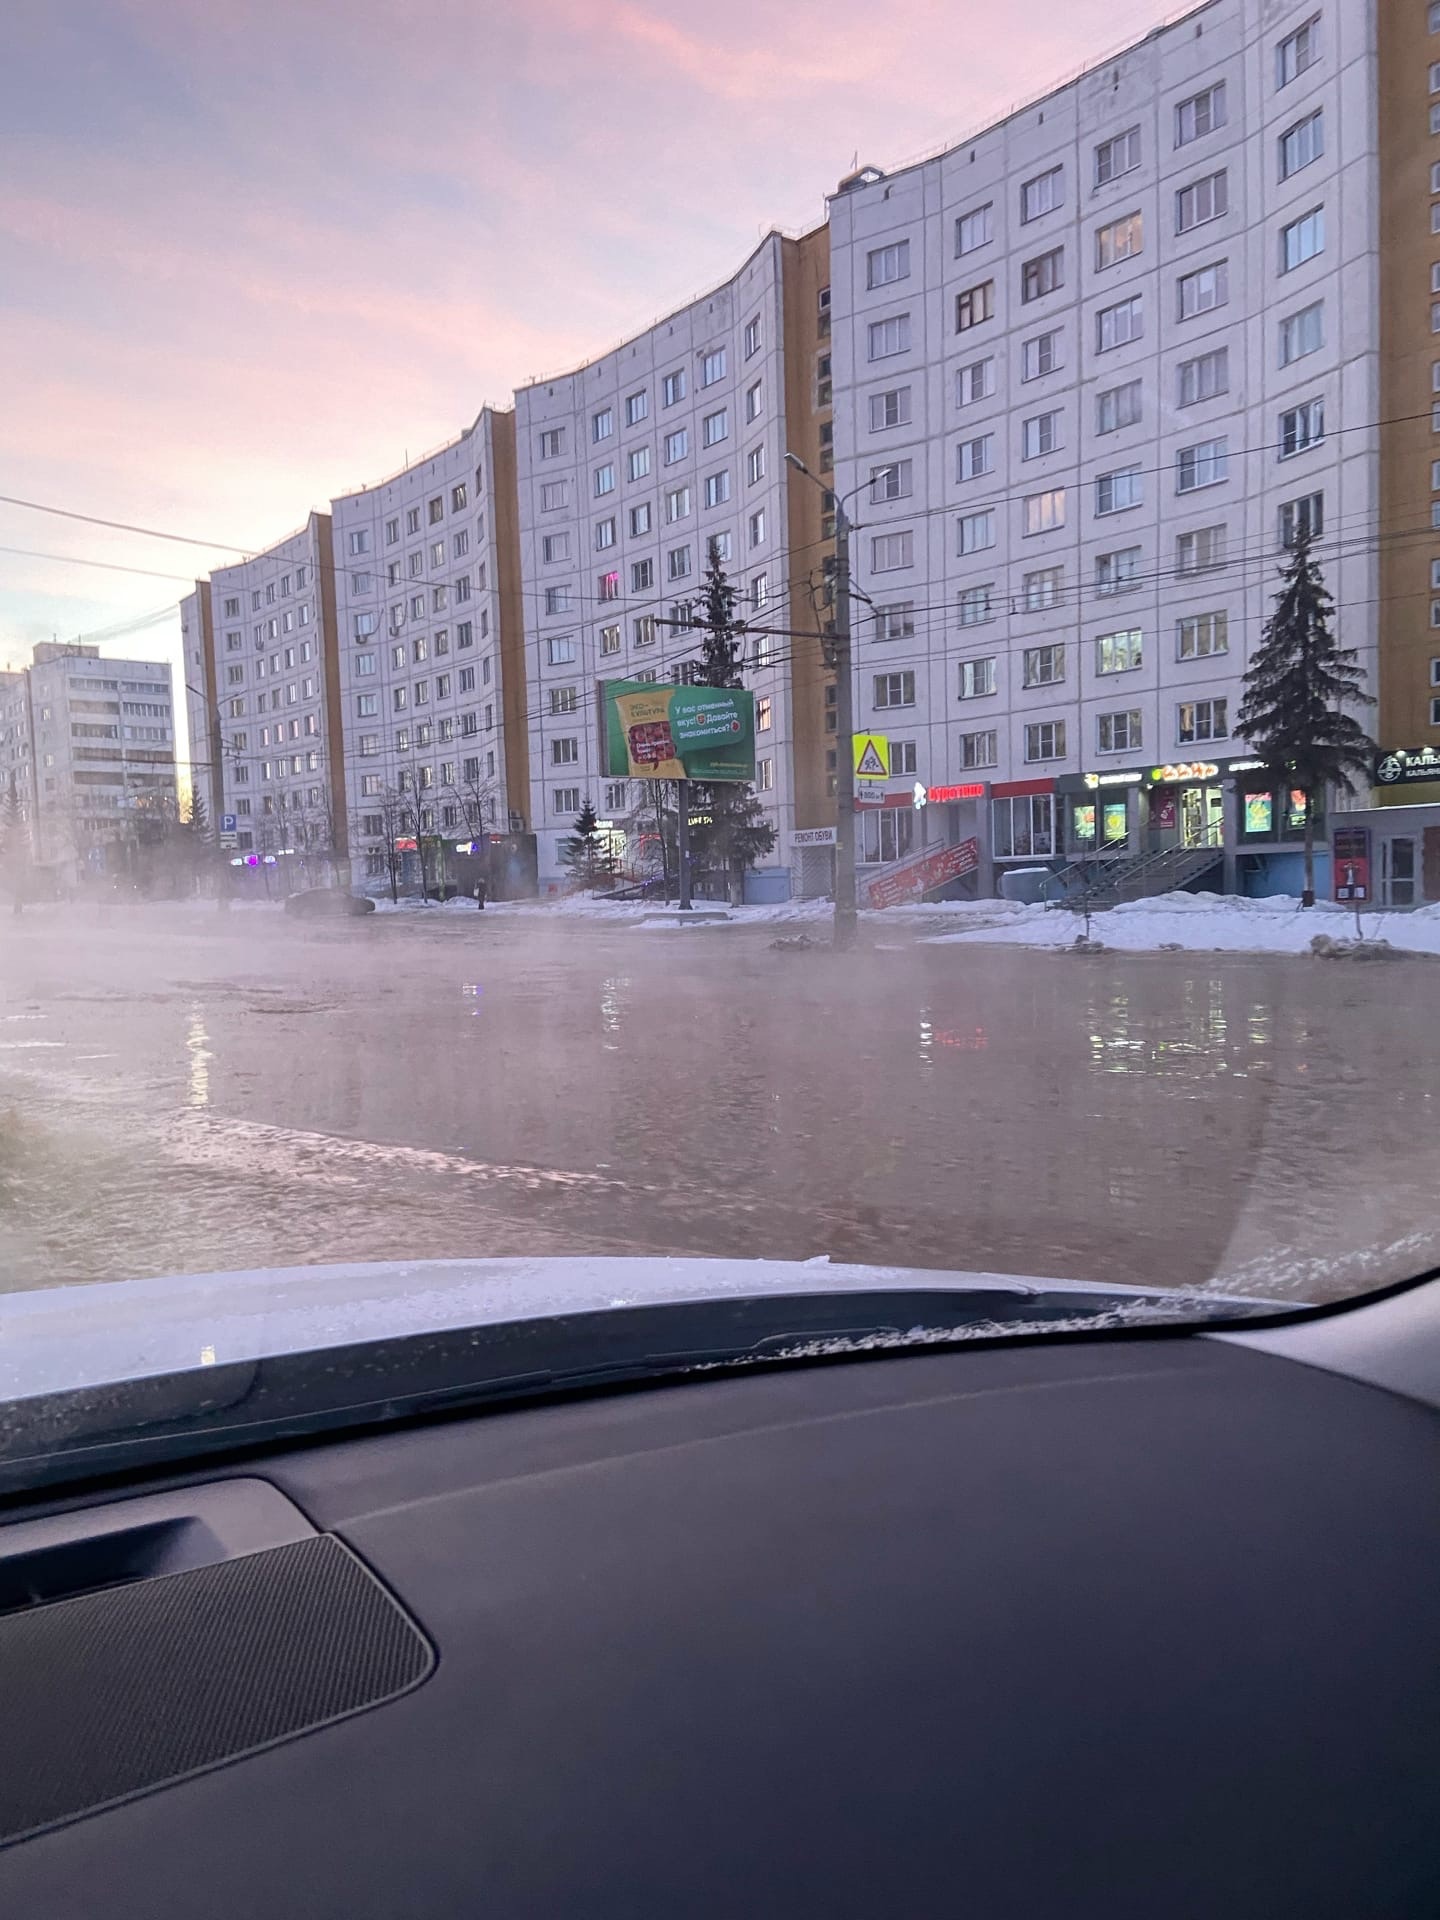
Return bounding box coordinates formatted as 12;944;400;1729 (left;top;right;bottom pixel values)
599;678;756;783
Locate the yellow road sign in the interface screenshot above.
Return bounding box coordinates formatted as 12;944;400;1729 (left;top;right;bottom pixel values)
853;733;890;781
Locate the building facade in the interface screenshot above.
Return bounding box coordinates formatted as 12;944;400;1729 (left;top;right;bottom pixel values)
0;642;178;889
327;411;528;891
828;0;1384;896
513;227;836;896
182;512;345;888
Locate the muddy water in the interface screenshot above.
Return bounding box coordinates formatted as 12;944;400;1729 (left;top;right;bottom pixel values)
1;904;1438;1302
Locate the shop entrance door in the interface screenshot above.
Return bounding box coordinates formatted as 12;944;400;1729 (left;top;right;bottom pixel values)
1381;837;1417;907
1180;785;1224;849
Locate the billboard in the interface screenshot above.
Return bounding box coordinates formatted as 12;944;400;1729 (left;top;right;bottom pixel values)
866;837;980;910
599;678;755;783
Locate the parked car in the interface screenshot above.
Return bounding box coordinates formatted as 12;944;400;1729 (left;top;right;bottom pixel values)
283;888;376;919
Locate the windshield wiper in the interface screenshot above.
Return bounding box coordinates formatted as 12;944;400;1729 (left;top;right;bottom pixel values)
0;1286;1273;1499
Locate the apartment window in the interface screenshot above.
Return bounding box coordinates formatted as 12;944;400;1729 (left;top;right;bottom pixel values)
1176;170;1228;233
700;348;727;387
1096;380;1142;434
957;586;994;628
665;485;692;522
594;516;616;551
744;380;762;422
872;531;914;571
750;571;770;610
1280;493;1324;547
546;636;577;665
748;509;766;547
712;531;733;561
664;428;689;465
754;756;774;794
958;509;996;554
1175;81;1226;149
600;623;621;655
957;434;995;480
1020;331;1060;382
870;387;912;430
353;611;378;639
876;602;916;641
354;652;377;678
1023;488;1066;535
745;446;765;486
955;284;994;332
701;409;728;448
1094;126;1150;198
222;596;240;618
1178;698;1228;744
1096;296;1143;354
553;788;581;815
1177;525;1228;573
592;407;614;442
541;532;571;563
348;530;370;556
1098;710;1142;755
1095;467;1143;515
956;203;993;255
629;503;652;538
1178;261;1228;318
594;463;615;497
1177;438;1229;492
409;594;425;619
631;559;654;592
550;737;579;767
1024;720;1066;763
628;446;651;482
868;459;911;503
1280;109;1324;179
1097;628;1143;674
1179;347;1229;404
1096;546;1143;595
457;621;474;650
1021;248;1063;302
408;551;424;580
743;315;762;357
1277;15;1321;89
1022;410;1062;459
406;508;421;535
1022;567;1064;612
544;586;571;615
226;664;244;686
957;357;996;404
1279;399;1325;457
1021;166;1063;223
667;544;692;581
1433;6;1440;37
452;531;470;560
960;729;998;769
539;428;565;460
625;390;648;427
598;569;620;603
958;656;996;699
867;240;910;287
1178;611;1228;659
1096;212;1143;270
1023;644;1065;688
426;497;443;527
393;687;409;714
704;470;732;508
873;671;916;709
864;313;913;363
1281;208;1325;272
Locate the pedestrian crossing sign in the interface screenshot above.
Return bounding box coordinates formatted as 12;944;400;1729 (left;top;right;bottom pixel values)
853;733;890;781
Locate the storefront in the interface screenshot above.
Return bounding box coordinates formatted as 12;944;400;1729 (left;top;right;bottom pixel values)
857;780;988;899
1332;800;1440;908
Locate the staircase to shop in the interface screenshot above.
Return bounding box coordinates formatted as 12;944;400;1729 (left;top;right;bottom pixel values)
1044;843;1224;912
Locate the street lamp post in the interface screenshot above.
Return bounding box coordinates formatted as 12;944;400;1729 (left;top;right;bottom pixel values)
185;682;230;906
785;454;893;952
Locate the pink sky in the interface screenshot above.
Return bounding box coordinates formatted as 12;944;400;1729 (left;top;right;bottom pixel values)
0;0;1184;692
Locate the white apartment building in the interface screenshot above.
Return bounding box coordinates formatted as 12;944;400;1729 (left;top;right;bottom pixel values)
0;642;177;887
328;411;528;889
828;0;1382;893
182;513;346;884
514;228;835;895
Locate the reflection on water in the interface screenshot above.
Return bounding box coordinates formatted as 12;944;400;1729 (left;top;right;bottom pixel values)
4;912;1440;1303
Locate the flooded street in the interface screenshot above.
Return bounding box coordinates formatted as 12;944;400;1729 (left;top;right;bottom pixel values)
2;903;1439;1304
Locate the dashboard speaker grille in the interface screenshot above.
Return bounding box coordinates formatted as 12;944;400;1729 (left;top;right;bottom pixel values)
0;1532;432;1846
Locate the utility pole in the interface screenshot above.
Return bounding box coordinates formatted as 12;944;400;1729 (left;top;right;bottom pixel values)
675;776;693;911
786;455;893;954
187;681;229;909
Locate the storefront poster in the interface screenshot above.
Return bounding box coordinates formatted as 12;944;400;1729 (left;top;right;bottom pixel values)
1150;791;1177;831
1102;800;1127;846
599;679;756;783
1244;792;1273;835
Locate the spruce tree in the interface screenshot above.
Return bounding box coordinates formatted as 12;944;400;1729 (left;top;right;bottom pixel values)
560;798;611;891
1236;530;1375;906
692;537;777;903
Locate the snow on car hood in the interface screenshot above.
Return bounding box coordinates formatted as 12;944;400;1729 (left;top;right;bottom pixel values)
0;1256;1264;1401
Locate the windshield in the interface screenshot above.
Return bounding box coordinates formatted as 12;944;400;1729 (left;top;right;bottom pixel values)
2;1;1434;1424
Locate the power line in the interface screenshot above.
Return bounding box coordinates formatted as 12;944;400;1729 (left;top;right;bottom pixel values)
0;545;196;583
0;494;251;555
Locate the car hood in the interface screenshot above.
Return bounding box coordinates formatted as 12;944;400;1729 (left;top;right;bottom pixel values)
0;1257;1277;1402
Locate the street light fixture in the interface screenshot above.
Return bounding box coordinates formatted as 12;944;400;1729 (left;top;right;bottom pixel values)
785;453;895;950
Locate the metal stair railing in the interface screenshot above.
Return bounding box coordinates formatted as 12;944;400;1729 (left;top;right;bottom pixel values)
1046;841;1224;912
